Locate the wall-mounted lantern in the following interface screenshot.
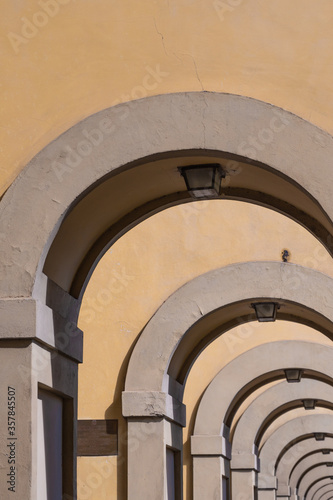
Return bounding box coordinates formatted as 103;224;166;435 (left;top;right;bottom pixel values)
323;450;331;455
302;399;317;410
178;164;226;199
315;433;326;441
251;302;280;322
284;369;303;383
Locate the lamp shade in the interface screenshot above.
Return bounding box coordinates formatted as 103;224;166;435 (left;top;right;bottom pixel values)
179;164;225;199
302;399;317;410
284;369;303;383
251;302;279;322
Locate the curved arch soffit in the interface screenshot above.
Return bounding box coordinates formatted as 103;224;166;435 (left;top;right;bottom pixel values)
276;438;333;495
1;93;333;302
197;369;333;439
315;486;333;500
308;480;333;500
290;453;333;490
299;465;333;498
125;261;333;396
260;408;333;451
232;379;333;456
258;414;333;477
319;491;333;500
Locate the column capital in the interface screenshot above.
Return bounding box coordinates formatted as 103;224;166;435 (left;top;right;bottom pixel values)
122;391;186;426
231;452;260;471
0;298;83;362
258;474;278;489
191;435;231;458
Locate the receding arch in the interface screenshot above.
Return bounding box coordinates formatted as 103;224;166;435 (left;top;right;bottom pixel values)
1;92;333;304
193;353;333;446
258;414;333;479
232;379;333;459
2;93;333;500
125;261;333;394
316;487;333;500
307;480;333;500
299;466;333;499
319;491;333;500
291;453;333;492
276;438;333;496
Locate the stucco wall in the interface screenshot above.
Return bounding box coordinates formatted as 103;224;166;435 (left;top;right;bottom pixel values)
2;0;333;193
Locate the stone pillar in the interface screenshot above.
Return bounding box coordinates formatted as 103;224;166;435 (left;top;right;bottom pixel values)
191;435;231;500
231;453;259;500
231;470;257;500
0;342;33;500
193;456;225;500
122;391;185;500
258;474;278;500
276;483;291;500
0;298;82;500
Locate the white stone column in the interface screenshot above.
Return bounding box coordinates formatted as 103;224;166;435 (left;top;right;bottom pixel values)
231;470;257;500
0;298;82;500
193;456;225;500
230;453;259;500
0;342;33;500
123;391;185;500
258;474;278;500
191;435;231;500
276;483;291;500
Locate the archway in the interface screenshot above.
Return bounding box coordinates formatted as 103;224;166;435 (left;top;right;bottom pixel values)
2;93;333;499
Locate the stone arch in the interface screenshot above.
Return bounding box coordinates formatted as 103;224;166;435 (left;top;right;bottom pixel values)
259;414;333;477
1;92;333;304
2;93;333;500
290;453;333;493
232;379;333;459
308;480;333;500
319;491;333;500
299;465;333;499
276;438;333;497
190;347;333;500
125;262;333;395
315;486;333;500
256;414;333;500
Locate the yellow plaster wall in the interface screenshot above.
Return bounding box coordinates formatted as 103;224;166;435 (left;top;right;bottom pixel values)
77;200;333;499
2;0;333;193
